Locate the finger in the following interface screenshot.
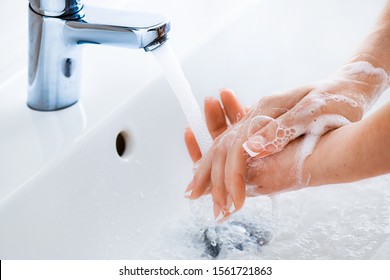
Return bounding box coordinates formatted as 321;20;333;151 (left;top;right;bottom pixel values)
184;128;202;163
246;186;274;196
243;118;290;158
220;88;245;124
210;144;228;220
246;115;274;136
204;97;228;139
224;140;247;213
244;85;314;121
240;86;314;158
187;150;213;199
243;98;351;158
239;115;275;158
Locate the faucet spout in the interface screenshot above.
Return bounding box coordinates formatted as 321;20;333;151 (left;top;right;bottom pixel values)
28;2;170;111
65;7;170;51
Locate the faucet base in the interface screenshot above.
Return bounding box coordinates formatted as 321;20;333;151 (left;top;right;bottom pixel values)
28;7;82;111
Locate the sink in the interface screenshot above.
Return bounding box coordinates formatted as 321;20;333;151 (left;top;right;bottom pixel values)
1;0;390;259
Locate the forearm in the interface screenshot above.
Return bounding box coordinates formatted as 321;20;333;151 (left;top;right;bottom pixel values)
352;0;390;73
304;3;390;185
322;1;390;111
307;101;390;186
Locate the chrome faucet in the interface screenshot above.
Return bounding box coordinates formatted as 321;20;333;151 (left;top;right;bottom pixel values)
28;0;170;111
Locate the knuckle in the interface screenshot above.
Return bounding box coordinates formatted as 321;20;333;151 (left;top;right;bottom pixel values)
211;189;226;204
211;143;222;155
259;95;277;108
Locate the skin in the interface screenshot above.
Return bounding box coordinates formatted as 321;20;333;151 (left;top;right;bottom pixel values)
184;89;246;219
185;90;390;217
185;0;390;222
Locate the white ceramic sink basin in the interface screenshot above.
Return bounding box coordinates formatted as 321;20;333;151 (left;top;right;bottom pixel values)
1;0;390;259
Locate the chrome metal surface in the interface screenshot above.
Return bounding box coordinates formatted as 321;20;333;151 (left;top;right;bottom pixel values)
29;0;83;17
28;2;170;111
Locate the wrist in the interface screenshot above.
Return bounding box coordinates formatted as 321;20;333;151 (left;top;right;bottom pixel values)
332;60;389;114
301;123;347;187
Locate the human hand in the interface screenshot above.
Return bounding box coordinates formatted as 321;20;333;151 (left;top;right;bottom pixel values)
184;89;312;219
184;89;246;210
186;60;389;222
184;89;246;164
243;60;389;158
185;85;313;221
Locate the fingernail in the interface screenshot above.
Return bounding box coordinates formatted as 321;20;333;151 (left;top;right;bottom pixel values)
226;194;236;215
216;202;235;223
243;135;267;157
215;211;224;222
184;180;195;198
204;96;214;104
228;203;236;214
184;191;192;199
221;205;229;215
242;142;260;157
213;204;221;219
216;212;231;224
220;88;235;96
247;135;266;150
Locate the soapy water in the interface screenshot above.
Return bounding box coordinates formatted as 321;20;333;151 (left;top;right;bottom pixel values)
202;221;272;258
141;178;390;259
141;195;278;259
198;197;275;259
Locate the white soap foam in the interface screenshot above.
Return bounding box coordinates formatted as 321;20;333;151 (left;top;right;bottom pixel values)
331;60;389;111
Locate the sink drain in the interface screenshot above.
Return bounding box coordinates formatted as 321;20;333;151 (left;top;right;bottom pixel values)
116;131;132;158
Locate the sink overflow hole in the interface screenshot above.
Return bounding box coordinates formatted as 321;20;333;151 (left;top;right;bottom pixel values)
116;131;129;158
